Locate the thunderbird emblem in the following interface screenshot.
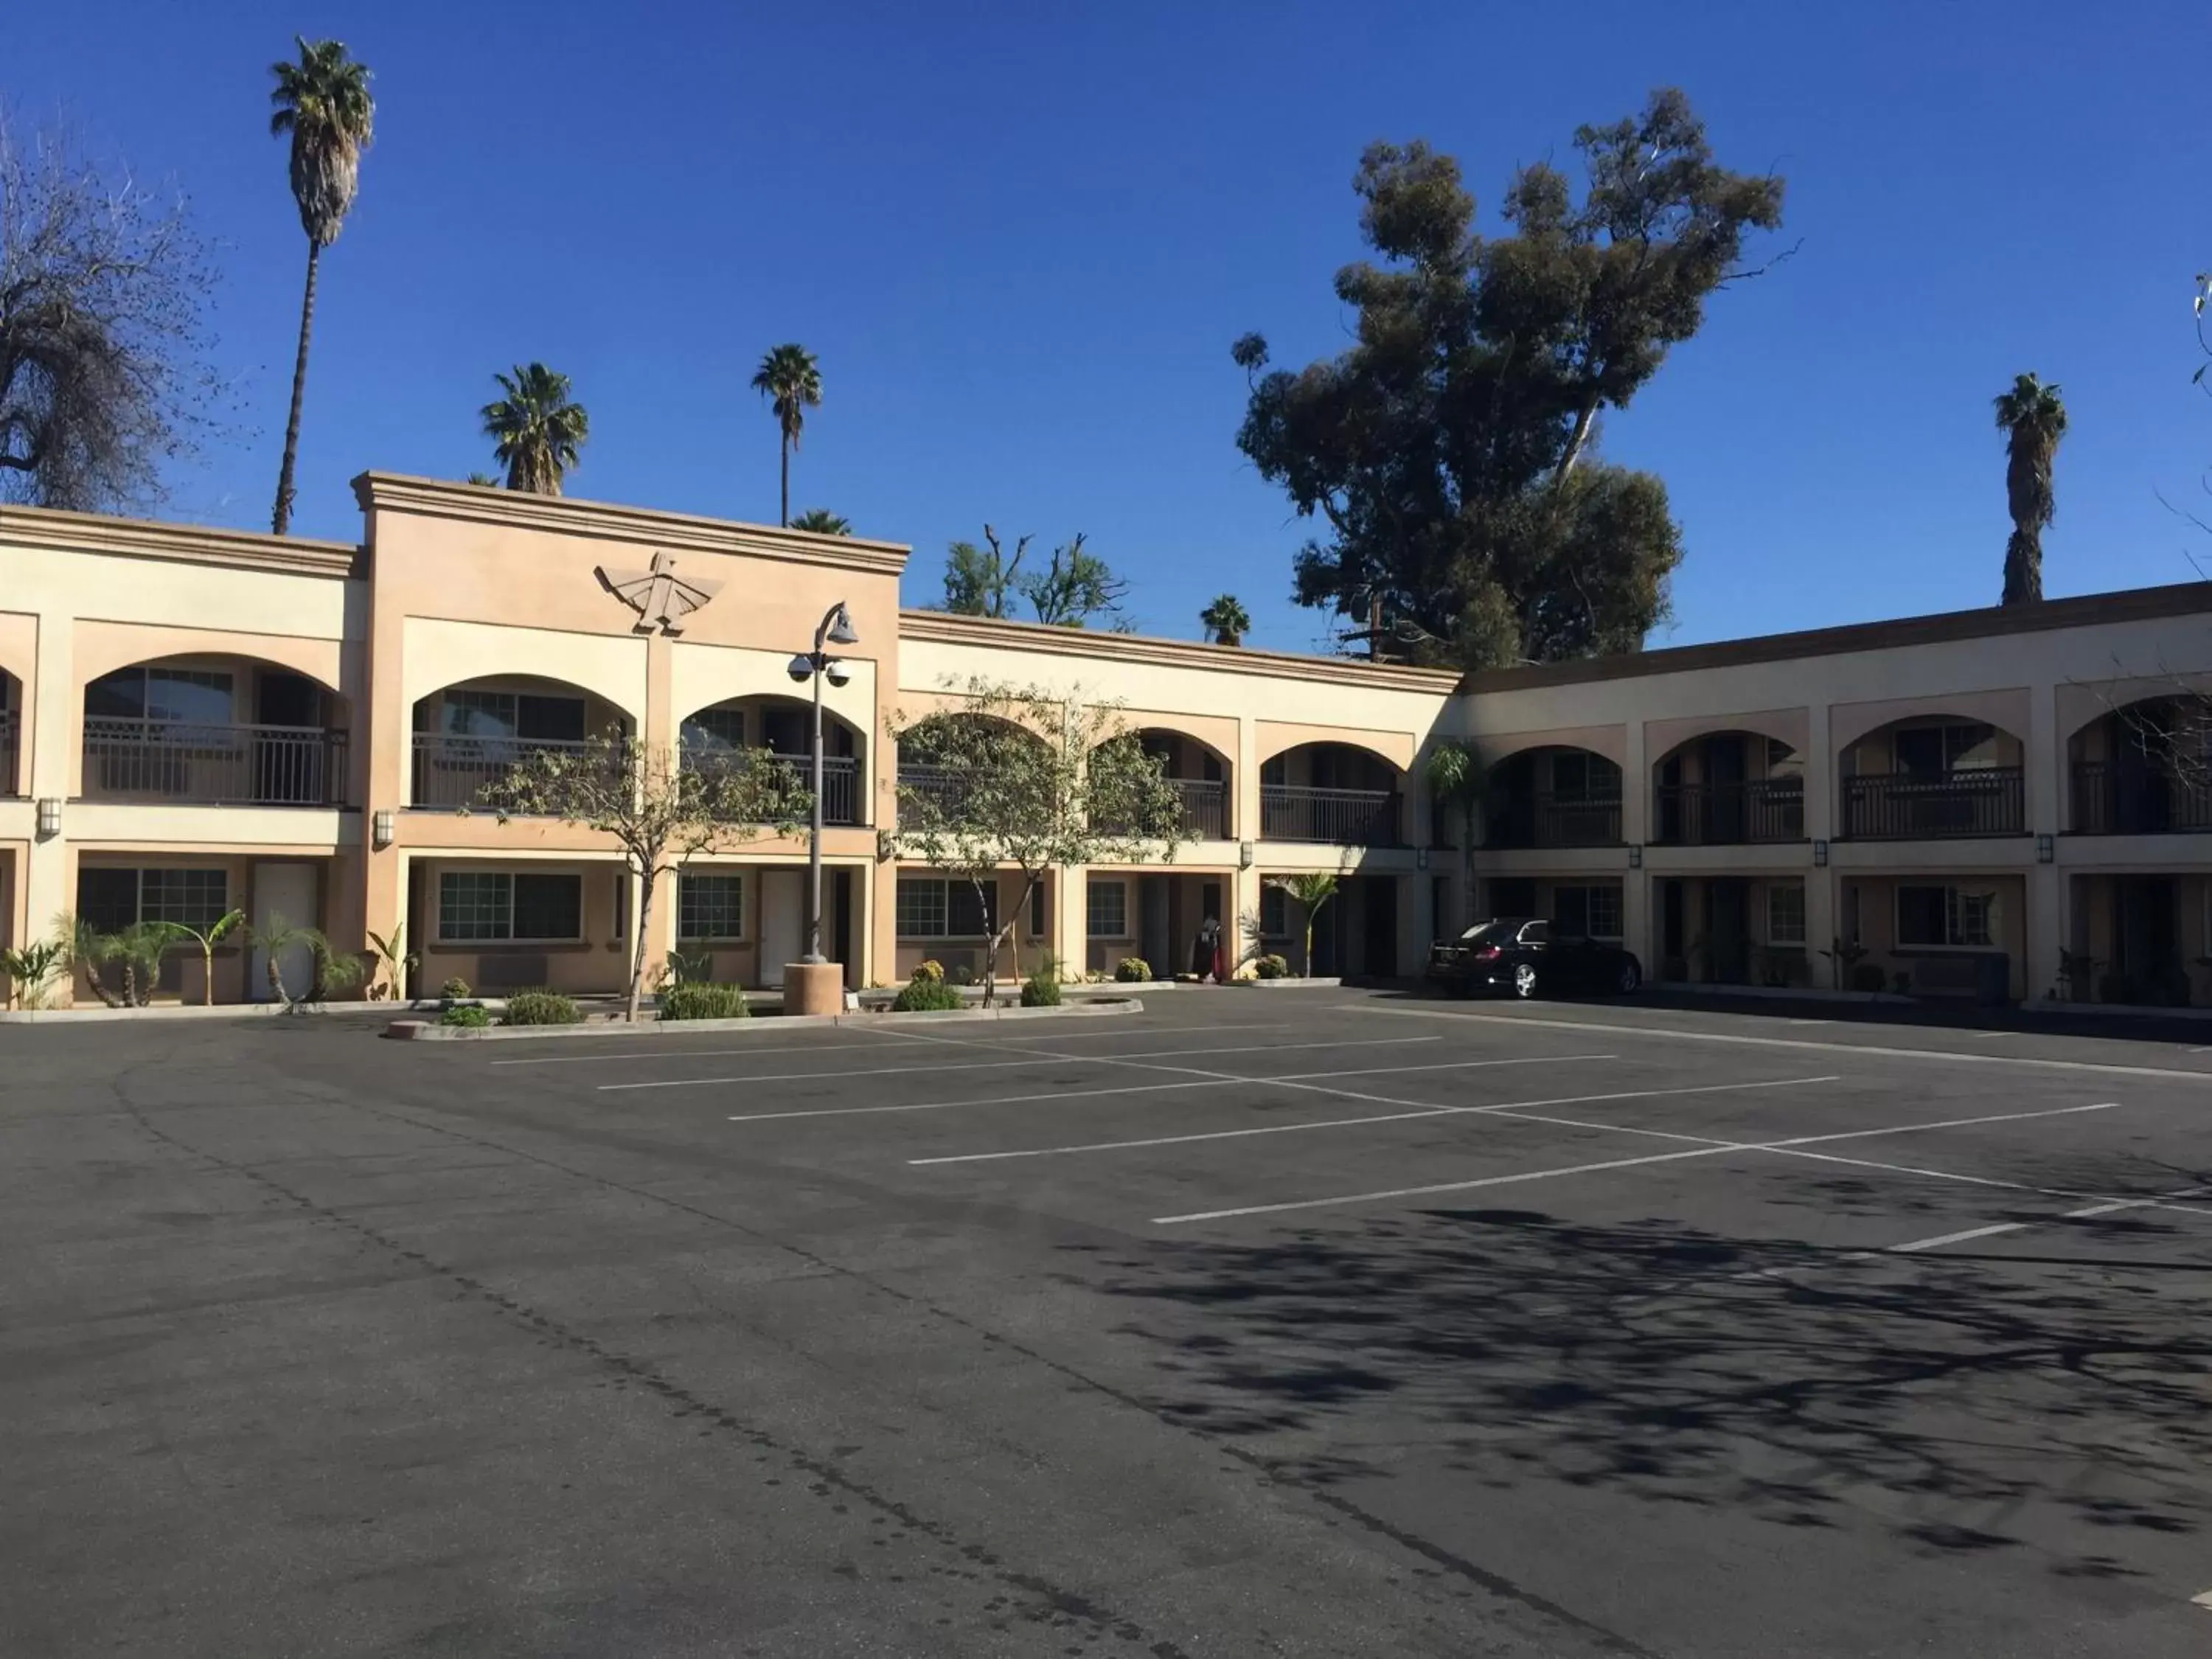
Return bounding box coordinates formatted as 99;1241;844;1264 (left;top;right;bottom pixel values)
597;551;721;636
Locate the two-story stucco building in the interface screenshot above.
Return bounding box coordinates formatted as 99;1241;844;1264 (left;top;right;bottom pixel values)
4;473;2211;1012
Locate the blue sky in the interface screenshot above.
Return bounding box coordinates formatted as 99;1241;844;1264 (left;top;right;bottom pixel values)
9;1;2205;653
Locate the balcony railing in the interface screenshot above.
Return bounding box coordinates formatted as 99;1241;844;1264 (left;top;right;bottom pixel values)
1260;784;1402;846
1169;777;1228;839
685;748;862;826
0;709;17;796
411;732;615;810
83;718;347;806
1652;779;1805;846
1839;767;2024;839
1485;790;1623;849
896;762;965;818
2070;761;2212;835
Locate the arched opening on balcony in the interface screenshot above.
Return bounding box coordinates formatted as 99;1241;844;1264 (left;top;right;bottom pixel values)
681;694;870;827
1120;728;1232;840
409;675;632;811
81;655;349;806
0;668;22;796
1259;741;1404;846
1484;745;1622;849
1651;731;1805;846
1838;714;2025;840
2066;693;2212;835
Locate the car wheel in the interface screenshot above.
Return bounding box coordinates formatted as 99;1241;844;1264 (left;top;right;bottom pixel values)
1615;958;1641;996
1512;962;1540;1000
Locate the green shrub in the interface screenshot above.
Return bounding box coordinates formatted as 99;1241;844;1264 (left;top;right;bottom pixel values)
440;976;472;1001
1255;954;1289;980
1891;970;1912;995
658;982;750;1021
1020;972;1062;1008
504;990;580;1026
1114;956;1152;983
914;959;945;984
439;1004;491;1029
891;973;964;1012
1849;964;1886;994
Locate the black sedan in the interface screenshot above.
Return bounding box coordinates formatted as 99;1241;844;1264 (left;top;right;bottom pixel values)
1425;917;1643;1000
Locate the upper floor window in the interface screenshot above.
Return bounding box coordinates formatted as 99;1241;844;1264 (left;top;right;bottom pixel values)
1549;751;1622;800
439;690;585;743
1893;722;1998;776
87;667;234;726
681;707;745;754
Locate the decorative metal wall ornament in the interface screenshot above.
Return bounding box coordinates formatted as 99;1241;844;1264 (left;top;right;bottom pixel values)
597;552;722;636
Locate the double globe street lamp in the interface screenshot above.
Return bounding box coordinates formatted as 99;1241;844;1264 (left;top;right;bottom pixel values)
786;601;859;969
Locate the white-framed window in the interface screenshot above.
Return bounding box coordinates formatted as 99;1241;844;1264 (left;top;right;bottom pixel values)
1087;879;1129;939
678;873;744;940
1896;884;1997;949
1766;882;1806;946
895;877;996;939
1551;883;1623;940
1260;885;1291;939
77;867;230;933
437;871;583;942
437;689;587;742
680;705;746;754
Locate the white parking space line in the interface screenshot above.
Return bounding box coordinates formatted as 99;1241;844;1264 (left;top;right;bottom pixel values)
1152;1102;2121;1225
491;1040;942;1068
608;1035;1431;1093
1760;1145;2212;1220
1885;1222;2031;1253
908;1072;1810;1166
1362;1004;2212;1082
724;1049;1613;1124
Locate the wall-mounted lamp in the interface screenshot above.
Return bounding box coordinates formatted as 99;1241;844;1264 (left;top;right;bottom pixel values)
1238;840;1255;870
35;797;60;838
1627;844;1643;869
372;808;394;850
1812;840;1829;867
2037;832;2055;864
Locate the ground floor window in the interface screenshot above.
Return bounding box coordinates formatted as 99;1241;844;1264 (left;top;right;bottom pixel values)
1552;883;1623;940
1087;878;1129;939
1766;882;1806;945
897;876;996;939
77;866;232;933
1896;883;1996;949
437;871;583;942
678;873;744;940
1260;883;1290;939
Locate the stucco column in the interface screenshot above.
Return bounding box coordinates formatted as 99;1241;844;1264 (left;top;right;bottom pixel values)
2025;862;2062;1005
24;611;72;995
869;858;898;989
1234;714;1259;853
1805;702;1834;844
1233;858;1263;973
1621;719;1648;847
1055;863;1086;978
360;517;408;974
640;865;674;990
1806;862;1838;987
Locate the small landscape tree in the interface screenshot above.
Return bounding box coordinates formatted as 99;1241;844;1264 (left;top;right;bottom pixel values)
471;734;807;1021
170;905;246;1006
891;680;1187;1004
1267;869;1346;977
1424;739;1490;931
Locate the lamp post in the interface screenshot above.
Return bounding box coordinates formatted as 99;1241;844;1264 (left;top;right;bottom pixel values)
788;600;858;964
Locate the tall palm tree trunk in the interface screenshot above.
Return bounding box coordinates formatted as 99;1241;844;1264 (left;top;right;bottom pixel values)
2002;528;2042;605
272;239;322;535
779;434;790;526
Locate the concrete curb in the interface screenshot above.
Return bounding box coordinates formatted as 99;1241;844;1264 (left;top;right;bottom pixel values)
384;997;1145;1041
0;1001;398;1025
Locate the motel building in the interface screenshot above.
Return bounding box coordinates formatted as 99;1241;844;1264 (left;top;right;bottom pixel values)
4;473;2212;1014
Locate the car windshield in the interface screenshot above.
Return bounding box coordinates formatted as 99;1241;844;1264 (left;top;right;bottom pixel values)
1457;920;1526;944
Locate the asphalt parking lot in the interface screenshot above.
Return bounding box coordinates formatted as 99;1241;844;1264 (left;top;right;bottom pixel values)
7;990;2212;1658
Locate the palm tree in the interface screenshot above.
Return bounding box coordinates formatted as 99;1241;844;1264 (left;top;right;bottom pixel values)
481;364;589;495
53;911;125;1009
790;508;852;535
1993;372;2067;605
268;37;375;536
1425;739;1490;931
1200;594;1251;646
751;344;822;526
1266;872;1343;978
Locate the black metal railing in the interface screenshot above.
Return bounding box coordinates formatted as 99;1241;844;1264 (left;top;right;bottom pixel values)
1485;790;1624;849
896;762;965;818
0;709;17;796
1839;767;2024;839
82;718;346;806
1259;784;1402;845
410;732;613;810
1170;777;1228;839
2070;761;2212;835
684;748;862;826
1652;779;1805;845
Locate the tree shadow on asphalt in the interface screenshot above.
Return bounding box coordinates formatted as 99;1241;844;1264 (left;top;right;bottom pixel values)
1078;1166;2212;1577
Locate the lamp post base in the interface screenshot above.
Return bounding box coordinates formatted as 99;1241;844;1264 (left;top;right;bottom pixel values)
782;961;845;1018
